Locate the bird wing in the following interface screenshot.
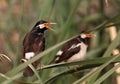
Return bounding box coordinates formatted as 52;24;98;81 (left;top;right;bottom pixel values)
22;33;45;68
22;33;45;77
23;33;45;58
54;37;81;63
55;45;80;63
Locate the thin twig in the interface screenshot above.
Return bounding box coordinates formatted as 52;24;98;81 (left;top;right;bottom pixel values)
0;54;12;63
107;23;120;84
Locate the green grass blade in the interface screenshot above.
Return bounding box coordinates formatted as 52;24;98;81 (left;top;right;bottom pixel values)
39;56;120;70
44;55;120;84
93;63;120;84
103;30;120;57
28;64;43;84
72;54;120;84
0;73;10;80
2;56;120;84
39;0;54;19
1;73;22;84
0;37;73;82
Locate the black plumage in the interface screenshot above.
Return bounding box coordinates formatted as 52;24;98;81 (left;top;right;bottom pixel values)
22;20;55;77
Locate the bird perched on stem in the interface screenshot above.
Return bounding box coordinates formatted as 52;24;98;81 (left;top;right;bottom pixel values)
51;32;93;63
21;20;56;77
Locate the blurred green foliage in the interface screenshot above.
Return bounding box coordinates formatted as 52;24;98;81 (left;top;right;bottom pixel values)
0;0;120;84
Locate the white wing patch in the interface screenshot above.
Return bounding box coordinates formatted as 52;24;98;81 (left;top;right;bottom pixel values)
68;43;81;50
76;43;81;47
56;50;63;55
55;56;60;61
55;50;63;61
25;52;35;60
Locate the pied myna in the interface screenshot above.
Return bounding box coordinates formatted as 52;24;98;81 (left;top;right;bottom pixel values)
21;20;55;77
53;33;93;63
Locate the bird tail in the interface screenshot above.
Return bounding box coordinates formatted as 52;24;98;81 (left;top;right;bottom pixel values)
23;66;34;77
21;58;40;77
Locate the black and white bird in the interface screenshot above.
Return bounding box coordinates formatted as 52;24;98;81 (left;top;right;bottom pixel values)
21;20;55;77
52;33;93;63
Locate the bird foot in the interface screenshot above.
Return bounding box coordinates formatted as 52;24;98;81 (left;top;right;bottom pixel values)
74;65;80;71
39;64;44;70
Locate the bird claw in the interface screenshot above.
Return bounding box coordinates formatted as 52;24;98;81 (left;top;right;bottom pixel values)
74;65;80;71
39;64;44;70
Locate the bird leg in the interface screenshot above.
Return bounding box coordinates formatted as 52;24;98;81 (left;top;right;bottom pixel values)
39;63;44;70
74;65;81;71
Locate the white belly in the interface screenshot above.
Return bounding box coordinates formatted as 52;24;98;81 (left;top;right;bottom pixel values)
67;42;87;62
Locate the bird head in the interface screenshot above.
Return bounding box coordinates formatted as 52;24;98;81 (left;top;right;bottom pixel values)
79;33;93;44
31;20;56;33
80;33;93;39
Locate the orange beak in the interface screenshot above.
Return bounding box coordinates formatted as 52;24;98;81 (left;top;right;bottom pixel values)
85;34;93;38
44;22;56;31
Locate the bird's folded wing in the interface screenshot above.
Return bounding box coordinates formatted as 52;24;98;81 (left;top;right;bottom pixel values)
55;45;80;63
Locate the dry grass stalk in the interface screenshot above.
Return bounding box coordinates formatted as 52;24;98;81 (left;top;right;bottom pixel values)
107;23;120;84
